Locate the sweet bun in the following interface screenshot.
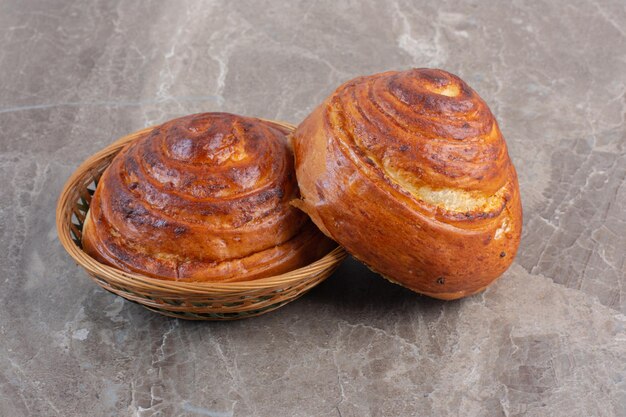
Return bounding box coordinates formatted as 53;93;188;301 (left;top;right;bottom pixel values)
83;113;334;282
291;69;522;299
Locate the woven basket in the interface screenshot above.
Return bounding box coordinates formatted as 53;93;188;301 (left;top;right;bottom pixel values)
56;120;347;320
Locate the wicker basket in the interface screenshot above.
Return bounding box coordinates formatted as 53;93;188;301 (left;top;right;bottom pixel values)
56;120;347;320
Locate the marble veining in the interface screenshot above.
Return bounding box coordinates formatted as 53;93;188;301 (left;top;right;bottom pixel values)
0;0;625;416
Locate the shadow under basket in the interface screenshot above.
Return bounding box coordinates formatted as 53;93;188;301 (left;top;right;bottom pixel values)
56;121;347;320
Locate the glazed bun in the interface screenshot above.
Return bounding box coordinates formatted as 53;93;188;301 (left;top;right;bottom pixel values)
291;69;522;299
83;113;334;282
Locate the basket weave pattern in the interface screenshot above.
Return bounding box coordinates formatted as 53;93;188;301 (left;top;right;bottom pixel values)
56;122;347;320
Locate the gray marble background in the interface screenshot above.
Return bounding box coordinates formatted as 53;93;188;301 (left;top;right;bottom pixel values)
1;0;625;416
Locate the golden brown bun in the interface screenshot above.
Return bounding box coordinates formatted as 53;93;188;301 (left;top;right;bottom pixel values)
83;113;334;282
291;69;522;300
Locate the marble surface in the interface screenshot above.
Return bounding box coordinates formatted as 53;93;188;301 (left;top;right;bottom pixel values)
1;0;625;416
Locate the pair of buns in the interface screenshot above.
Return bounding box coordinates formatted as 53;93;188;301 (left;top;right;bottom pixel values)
83;68;522;299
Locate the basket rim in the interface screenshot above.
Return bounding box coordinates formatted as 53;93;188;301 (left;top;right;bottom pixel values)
56;117;346;293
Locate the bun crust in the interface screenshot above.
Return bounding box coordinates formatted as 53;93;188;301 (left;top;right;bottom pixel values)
291;69;522;299
83;113;334;282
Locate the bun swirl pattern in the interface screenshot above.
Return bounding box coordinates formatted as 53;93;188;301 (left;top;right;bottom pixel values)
292;69;522;299
83;113;334;282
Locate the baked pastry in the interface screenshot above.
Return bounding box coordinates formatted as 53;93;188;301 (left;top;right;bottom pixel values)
291;68;522;299
83;113;334;282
